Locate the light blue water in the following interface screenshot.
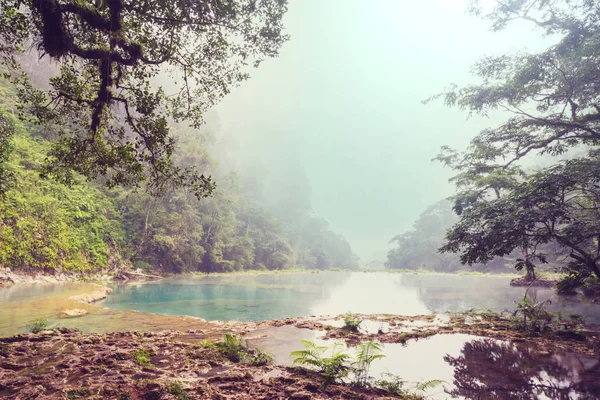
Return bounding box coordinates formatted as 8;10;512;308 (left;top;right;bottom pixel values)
100;272;600;323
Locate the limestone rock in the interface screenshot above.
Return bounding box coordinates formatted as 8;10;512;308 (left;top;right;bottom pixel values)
60;309;89;318
68;286;113;303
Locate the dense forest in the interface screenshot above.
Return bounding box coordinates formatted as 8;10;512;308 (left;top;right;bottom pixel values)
385;199;514;274
402;0;600;294
0;72;359;274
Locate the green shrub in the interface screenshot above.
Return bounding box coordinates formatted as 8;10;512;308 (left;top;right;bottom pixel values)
513;295;553;333
215;333;273;365
245;348;274;366
131;348;153;366
217;333;247;362
27;317;49;333
377;373;406;395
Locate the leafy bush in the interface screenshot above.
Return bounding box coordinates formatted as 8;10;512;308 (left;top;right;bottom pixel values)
513;295;553;333
216;333;273;365
377;374;443;398
217;333;247;362
27;317;49;333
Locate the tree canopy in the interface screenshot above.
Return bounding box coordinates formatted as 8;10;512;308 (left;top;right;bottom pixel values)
0;0;288;197
433;0;600;287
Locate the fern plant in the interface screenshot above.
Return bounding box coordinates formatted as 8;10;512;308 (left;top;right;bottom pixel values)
377;373;444;397
353;340;385;387
290;340;352;386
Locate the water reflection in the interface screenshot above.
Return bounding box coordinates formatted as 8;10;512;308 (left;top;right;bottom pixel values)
2;272;600;336
102;272;353;321
444;338;600;399
401;274;600;324
249;326;600;400
104;272;600;323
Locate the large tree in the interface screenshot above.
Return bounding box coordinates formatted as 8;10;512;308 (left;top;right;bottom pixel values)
433;0;600;284
0;0;288;197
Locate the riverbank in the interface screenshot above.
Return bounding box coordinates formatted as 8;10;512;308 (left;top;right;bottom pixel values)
1;310;598;399
2;277;600;398
0;267;113;287
0;328;403;399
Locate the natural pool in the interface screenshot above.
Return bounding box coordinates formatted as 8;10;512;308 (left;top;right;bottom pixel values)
1;272;600;399
100;272;600;323
247;326;600;399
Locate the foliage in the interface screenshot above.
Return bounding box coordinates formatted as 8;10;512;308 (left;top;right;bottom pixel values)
216;333;273;366
0;0;289;197
386;200;463;272
131;348;153;366
0;129;125;272
290;340;352;386
167;381;191;400
0;58;358;275
216;333;246;363
26;317;49;333
513;294;553;333
353;340;385;387
377;373;406;395
431;0;600;285
441;157;600;282
343;313;362;332
0;112;14;195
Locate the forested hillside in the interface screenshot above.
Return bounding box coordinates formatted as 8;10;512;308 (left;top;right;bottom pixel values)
0;76;359;274
385;200;513;273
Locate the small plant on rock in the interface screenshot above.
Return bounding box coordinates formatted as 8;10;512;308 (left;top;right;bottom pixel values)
217;333;247;362
377;373;406;395
168;381;191;400
131;348;153;366
216;333;273;365
343;313;362;332
27;317;49;333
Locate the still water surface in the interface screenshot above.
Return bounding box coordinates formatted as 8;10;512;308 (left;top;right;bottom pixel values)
248;326;600;399
101;272;600;323
2;272;600;399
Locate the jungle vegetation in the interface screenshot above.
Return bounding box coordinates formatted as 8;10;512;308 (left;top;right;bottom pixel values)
420;0;600;292
0;71;358;274
0;0;359;274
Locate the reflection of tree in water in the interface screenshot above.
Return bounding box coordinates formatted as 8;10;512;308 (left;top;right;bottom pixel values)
400;275;600;323
444;338;600;399
399;274;529;313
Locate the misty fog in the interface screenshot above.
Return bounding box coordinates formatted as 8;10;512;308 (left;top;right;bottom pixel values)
197;0;554;263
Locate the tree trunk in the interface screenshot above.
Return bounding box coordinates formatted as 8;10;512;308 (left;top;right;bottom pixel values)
525;265;536;282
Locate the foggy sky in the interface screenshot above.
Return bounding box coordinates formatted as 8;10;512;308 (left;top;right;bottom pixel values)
211;0;554;263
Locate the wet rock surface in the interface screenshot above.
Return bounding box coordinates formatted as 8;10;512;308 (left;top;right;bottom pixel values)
272;313;600;354
60;308;89;318
68;285;113;303
0;328;397;399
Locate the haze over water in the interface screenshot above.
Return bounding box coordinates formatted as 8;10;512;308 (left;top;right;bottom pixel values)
100;273;600;323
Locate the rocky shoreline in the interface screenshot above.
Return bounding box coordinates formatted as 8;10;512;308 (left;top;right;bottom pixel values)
1;311;599;399
0;328;399;400
0;267;115;287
